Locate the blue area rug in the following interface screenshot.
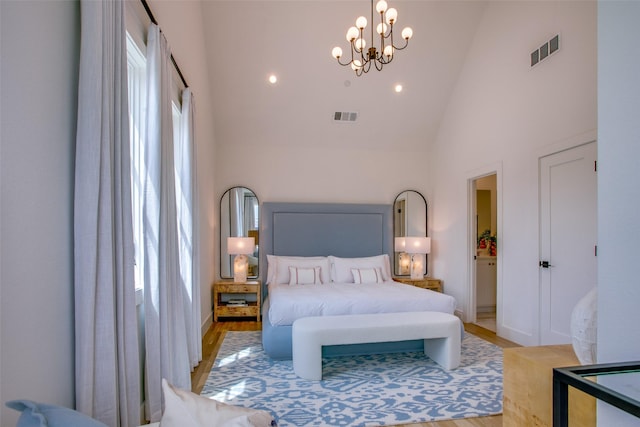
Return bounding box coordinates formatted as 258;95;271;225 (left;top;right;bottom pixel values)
201;331;502;426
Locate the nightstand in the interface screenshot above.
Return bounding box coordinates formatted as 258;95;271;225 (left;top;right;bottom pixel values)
393;276;443;293
213;280;261;322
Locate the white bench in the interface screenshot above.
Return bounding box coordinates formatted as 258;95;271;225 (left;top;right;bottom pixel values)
292;311;462;380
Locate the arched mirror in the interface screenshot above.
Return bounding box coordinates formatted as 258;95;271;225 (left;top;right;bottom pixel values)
220;187;259;279
393;190;428;276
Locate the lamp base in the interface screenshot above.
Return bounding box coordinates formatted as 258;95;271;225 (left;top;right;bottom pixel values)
398;252;411;276
410;254;424;280
233;254;248;283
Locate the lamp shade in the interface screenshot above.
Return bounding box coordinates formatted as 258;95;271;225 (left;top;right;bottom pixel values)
403;236;431;254
227;237;255;255
394;237;406;251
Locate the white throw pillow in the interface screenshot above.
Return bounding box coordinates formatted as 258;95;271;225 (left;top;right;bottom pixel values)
274;256;330;284
329;255;391;283
288;266;322;285
159;379;275;427
351;267;384;284
266;254;277;284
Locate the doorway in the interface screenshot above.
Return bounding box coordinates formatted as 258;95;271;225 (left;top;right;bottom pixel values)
472;174;498;332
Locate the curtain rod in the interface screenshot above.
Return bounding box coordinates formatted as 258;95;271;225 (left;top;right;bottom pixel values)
140;0;189;89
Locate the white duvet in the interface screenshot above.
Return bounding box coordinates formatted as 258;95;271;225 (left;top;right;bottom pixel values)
267;280;457;326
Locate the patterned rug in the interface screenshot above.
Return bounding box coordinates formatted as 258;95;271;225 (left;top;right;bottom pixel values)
201;331;503;427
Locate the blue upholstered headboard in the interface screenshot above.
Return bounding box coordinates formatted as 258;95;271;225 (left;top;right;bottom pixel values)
260;202;393;294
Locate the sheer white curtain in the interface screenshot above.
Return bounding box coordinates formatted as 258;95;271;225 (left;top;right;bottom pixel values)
174;88;202;368
176;88;202;369
74;1;140;426
143;23;191;422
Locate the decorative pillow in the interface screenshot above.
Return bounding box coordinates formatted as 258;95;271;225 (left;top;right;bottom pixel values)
351;267;384;284
160;378;276;427
329;255;391;283
5;400;108;427
266;254;277;284
273;256;330;284
288;266;322;285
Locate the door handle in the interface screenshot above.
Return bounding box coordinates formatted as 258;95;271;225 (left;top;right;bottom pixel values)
539;260;553;268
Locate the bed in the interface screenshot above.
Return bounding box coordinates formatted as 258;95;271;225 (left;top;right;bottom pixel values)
260;202;457;360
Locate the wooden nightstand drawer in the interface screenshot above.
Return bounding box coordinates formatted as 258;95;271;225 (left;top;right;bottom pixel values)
393;277;443;293
215;283;259;294
216;304;259;319
213;280;261;322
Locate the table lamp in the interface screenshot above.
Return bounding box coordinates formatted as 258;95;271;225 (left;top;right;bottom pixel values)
227;237;255;283
400;236;431;279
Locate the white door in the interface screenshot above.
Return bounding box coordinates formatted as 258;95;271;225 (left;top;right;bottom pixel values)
540;142;597;344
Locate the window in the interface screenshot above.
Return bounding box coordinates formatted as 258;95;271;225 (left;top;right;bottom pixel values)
127;32;147;293
126;31;186;295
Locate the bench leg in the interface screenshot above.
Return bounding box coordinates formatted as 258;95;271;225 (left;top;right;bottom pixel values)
423;335;461;370
293;338;323;380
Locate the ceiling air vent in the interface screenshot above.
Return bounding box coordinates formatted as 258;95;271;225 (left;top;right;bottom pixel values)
333;111;358;123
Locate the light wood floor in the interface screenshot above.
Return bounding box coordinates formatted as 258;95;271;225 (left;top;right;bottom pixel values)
191;321;519;427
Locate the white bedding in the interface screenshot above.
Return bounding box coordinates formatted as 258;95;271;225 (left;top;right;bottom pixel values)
267;280;457;326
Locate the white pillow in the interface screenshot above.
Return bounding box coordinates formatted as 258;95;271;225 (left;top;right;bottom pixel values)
159;378;275;427
266;254;277;284
351;267;384;284
266;255;329;284
329;254;391;283
274;256;331;284
288;266;322;285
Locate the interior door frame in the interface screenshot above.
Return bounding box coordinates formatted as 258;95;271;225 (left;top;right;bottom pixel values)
466;162;503;331
538;140;597;344
533;130;597;343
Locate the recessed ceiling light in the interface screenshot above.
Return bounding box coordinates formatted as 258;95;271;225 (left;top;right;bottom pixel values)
394;84;403;93
268;74;278;84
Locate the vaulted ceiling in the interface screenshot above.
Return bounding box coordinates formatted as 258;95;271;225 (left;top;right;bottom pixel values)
200;1;487;151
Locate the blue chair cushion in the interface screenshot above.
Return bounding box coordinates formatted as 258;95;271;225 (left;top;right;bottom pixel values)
5;400;108;427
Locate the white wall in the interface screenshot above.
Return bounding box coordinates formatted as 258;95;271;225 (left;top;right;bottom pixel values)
430;1;597;345
0;1;79;425
215;142;434;278
0;3;217;426
597;2;640;425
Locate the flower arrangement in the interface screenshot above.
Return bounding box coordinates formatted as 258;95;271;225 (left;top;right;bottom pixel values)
477;229;497;256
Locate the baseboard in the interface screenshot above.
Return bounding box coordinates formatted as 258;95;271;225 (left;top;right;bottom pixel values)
201;311;212;337
477;305;496;314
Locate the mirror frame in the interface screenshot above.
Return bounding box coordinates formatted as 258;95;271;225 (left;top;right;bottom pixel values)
219;186;260;280
393;190;428;277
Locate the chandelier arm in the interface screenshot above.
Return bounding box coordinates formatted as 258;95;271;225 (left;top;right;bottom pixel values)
392;39;410;51
336;57;354;67
362;58;372;74
391;28;410;51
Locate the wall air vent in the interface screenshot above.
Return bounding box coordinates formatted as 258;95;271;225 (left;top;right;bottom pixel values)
531;34;560;68
333;111;358;123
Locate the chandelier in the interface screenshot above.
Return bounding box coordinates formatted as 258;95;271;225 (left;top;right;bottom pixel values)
331;0;413;76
